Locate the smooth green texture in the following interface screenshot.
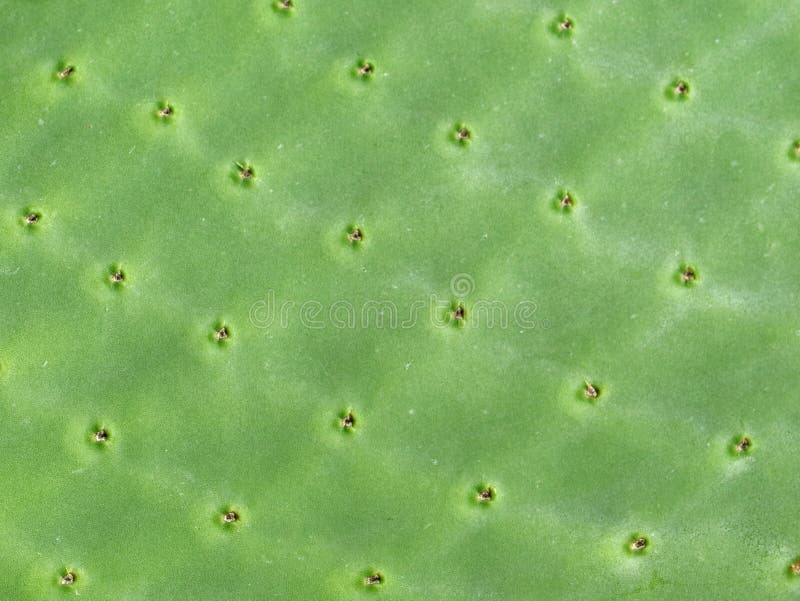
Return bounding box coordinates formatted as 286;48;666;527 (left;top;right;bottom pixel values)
1;1;799;599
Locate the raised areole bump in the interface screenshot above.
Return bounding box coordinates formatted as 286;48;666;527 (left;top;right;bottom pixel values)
340;411;356;430
156;102;174;120
450;303;466;325
630;536;648;552
583;382;600;400
476;485;496;502
555;190;576;211
734;436;751;454
237;162;254;180
106;265;127;289
679;264;699;286
222;510;239;523
453;123;472;146
356;59;375;79
60;571;76;585
668;78;691;100
731;435;753;456
57;65;75;79
553;14;575;35
347;227;364;243
232;161;256;186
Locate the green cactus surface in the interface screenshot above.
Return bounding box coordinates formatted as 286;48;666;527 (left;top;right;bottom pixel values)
2;1;800;599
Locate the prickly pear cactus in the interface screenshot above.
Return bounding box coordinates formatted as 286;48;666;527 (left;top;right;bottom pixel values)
2;1;799;599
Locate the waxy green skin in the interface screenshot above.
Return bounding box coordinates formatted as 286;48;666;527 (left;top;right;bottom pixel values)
1;1;799;599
